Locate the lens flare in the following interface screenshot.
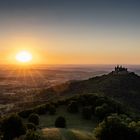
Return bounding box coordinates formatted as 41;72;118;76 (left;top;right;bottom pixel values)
16;51;32;63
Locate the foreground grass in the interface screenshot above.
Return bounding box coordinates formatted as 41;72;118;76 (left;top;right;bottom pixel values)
39;106;97;132
41;128;96;140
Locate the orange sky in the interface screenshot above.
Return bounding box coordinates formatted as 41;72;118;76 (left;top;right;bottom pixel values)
0;32;140;65
0;1;140;65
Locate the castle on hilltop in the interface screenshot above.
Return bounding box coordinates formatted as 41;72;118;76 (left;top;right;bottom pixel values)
111;65;129;75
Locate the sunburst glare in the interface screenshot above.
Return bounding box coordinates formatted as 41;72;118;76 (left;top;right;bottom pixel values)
16;51;32;63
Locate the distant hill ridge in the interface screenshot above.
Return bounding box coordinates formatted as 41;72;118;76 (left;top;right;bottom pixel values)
40;66;140;111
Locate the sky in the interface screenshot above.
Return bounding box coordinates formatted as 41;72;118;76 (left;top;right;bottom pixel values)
0;0;140;65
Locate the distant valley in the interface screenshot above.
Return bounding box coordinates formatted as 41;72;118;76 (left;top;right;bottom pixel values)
0;65;140;115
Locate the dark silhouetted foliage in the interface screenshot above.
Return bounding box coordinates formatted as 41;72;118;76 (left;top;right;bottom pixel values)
1;114;26;140
18;109;33;118
95;114;140;140
82;106;92;120
67;101;79;113
95;103;114;120
24;130;40;140
48;105;56;115
55;116;66;128
26;123;36;131
34;105;46;115
28;114;39;126
128;121;140;140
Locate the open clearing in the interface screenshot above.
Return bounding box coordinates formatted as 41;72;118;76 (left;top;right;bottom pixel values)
41;128;96;140
39;106;98;132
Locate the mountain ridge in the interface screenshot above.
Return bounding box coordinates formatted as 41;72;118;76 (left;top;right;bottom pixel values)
39;68;140;112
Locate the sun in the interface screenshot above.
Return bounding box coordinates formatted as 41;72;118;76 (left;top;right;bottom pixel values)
16;51;32;63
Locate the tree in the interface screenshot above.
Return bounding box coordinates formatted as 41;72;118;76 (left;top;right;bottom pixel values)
128;121;140;140
34;105;46;115
48;105;56;115
28;114;39;126
82;106;92;120
67;101;79;113
18;109;33;118
26;123;36;131
95;103;113;120
24;130;40;140
1;114;26;140
55;116;66;128
95;114;132;140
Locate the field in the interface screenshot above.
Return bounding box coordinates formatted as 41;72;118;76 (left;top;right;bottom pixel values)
39;106;97;140
23;105;98;140
42;128;96;140
39;106;98;132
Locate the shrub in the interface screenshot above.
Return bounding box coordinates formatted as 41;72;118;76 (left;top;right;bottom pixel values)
95;103;113;120
26;123;36;131
128;121;140;140
79;94;98;106
57;98;68;106
45;103;50;110
34;105;46;115
82;106;92;120
24;130;40;140
1;114;26;140
95;98;107;106
48;105;56;115
55;116;66;128
67;101;79;113
78;97;89;106
94;114;139;140
28;114;39;126
18;109;33;118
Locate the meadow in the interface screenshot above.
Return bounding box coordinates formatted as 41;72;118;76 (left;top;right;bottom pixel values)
39;106;98;131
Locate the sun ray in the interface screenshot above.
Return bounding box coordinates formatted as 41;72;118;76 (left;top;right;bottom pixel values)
16;51;32;63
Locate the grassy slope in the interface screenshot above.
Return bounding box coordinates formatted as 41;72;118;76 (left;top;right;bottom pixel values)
41;128;96;140
39;106;98;132
40;72;140;112
38;106;97;140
